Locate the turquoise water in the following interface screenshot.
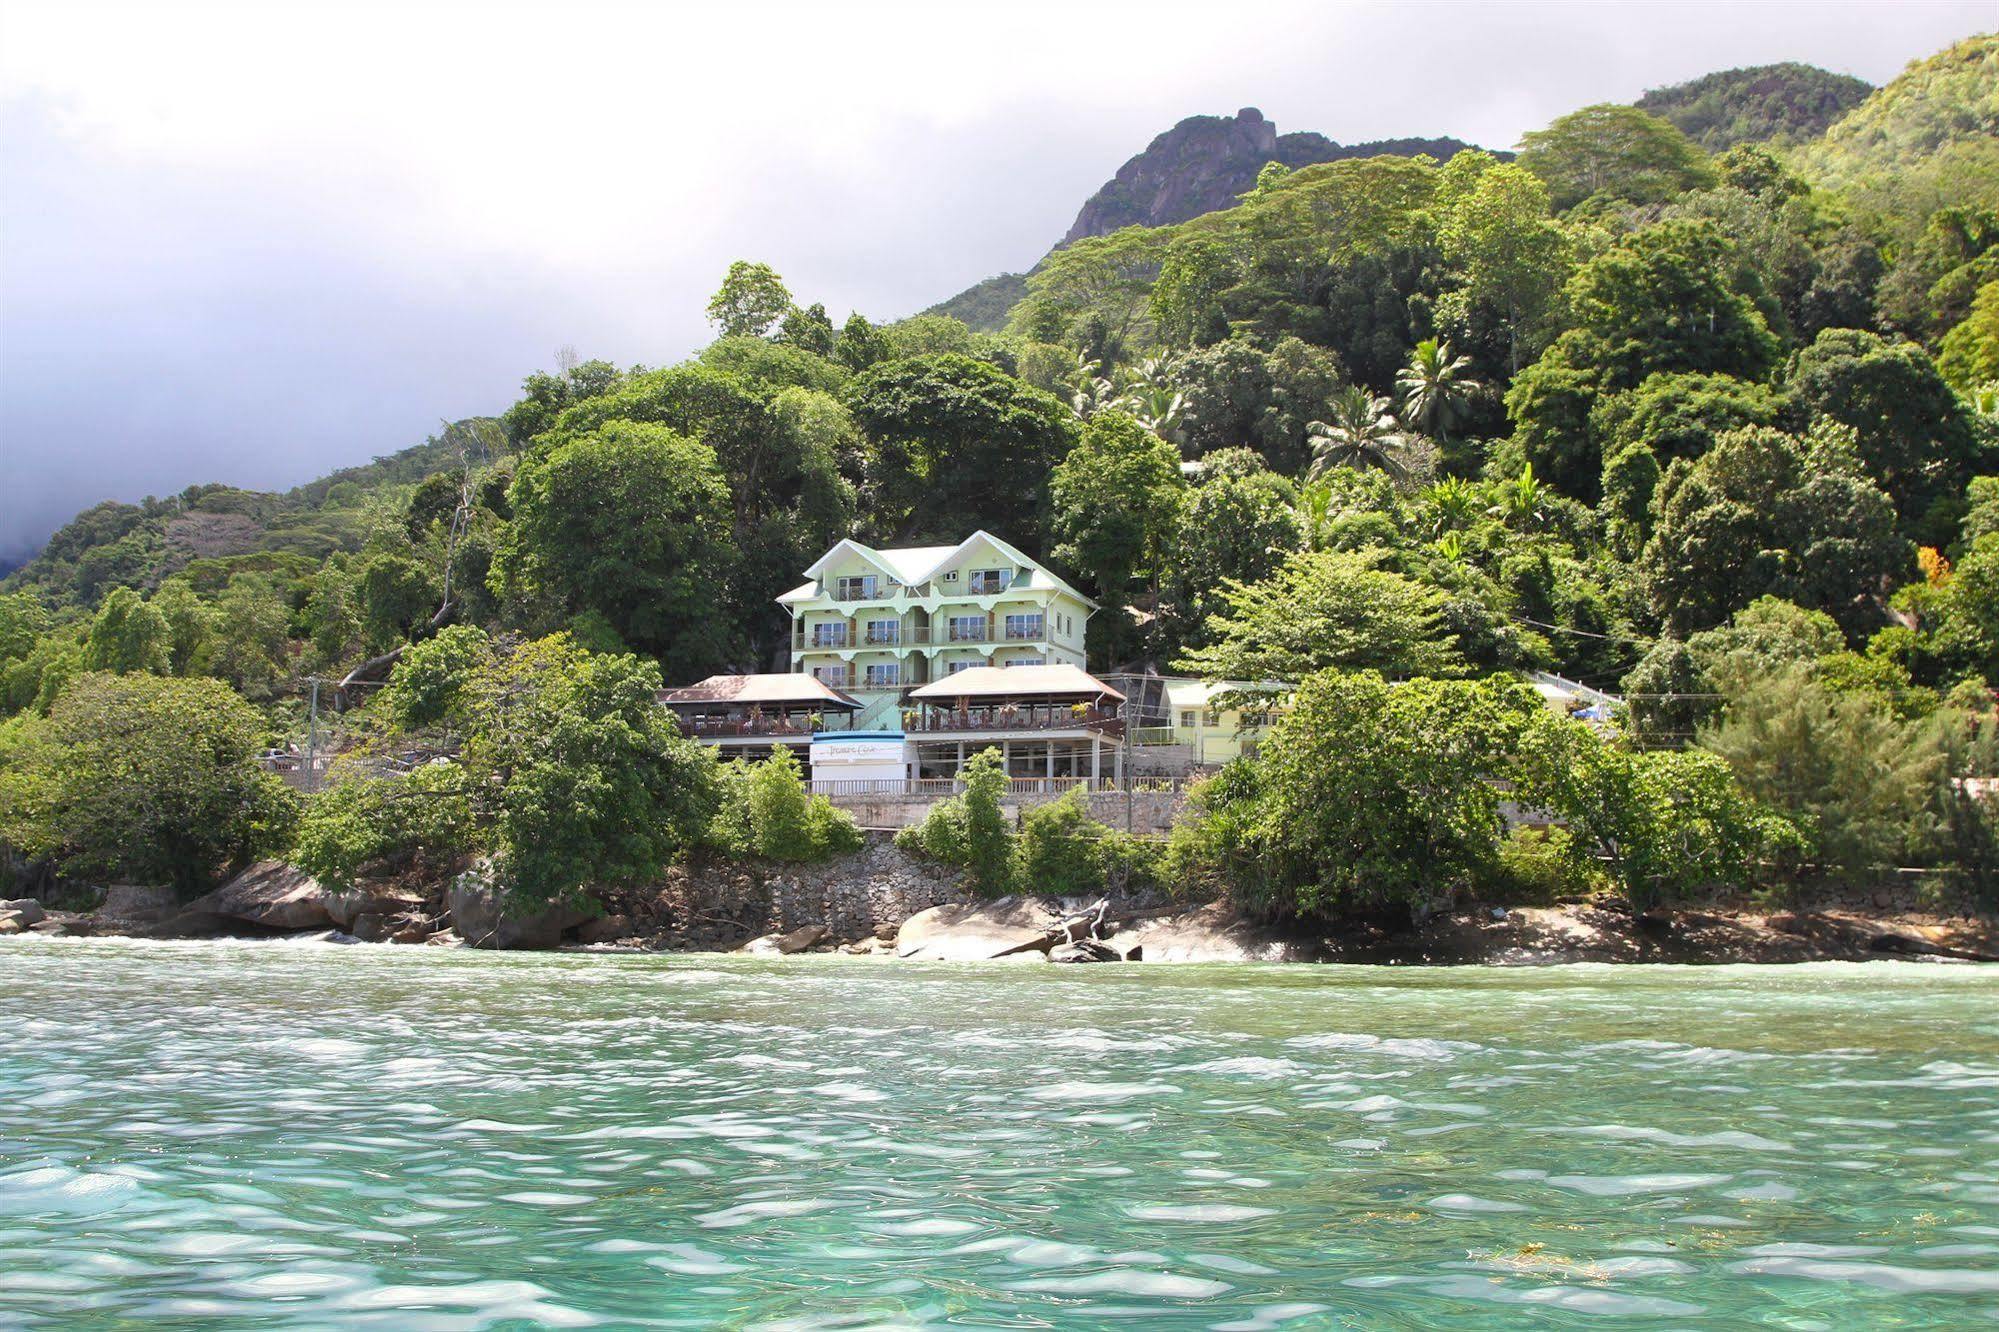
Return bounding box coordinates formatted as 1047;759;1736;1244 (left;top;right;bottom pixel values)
3;943;1998;1329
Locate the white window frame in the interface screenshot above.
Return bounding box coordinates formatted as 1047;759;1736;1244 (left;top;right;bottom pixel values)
1003;656;1045;668
835;575;879;601
946;659;978;675
812;665;849;687
865;618;899;645
812;622;849;647
968;568;1011;595
1003;613;1044;641
863;662;901;688
948;615;987;642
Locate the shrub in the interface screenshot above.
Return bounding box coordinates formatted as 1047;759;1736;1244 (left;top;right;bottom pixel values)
1489;826;1603;905
1015;788;1108;897
896;795;968;864
0;672;296;895
895;749;1016;895
293;762;474;889
714;747;863;864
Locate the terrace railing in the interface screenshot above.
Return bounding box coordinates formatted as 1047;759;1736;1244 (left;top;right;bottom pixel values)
909;704;1123;736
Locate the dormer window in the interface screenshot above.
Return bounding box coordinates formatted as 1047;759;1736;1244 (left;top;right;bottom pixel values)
968;568;1010;595
835;575;879;601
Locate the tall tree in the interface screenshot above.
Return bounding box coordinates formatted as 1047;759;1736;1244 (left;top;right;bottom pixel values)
1643;422;1909;636
706;261;794;339
1049;410;1186;618
1518;104;1717;211
1307;386;1424;484
843;354;1076;547
497;423;739;676
1396;339;1483;444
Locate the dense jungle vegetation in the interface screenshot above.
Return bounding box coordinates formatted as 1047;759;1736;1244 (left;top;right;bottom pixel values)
4;35;1998;923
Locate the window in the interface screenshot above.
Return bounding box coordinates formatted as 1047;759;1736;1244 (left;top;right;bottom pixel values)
1179;710;1197;728
811;622;849;647
812;665;849;686
946;659;978;674
968;568;1011;594
864;662;900;688
948;615;986;642
1004;613;1044;641
1003;656;1044;668
865;619;899;645
835;575;879;601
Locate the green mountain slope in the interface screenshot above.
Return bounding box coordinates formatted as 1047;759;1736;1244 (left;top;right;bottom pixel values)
1635;62;1871;151
3;419;502;606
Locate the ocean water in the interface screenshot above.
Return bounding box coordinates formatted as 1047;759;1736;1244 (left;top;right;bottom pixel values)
2;942;1997;1329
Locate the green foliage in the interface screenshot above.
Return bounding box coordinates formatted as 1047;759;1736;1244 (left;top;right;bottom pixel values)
1175;337;1346;473
1643;422;1908;636
1784;328;1981;533
713;747;861;863
1015;788;1111;897
292;763;473;889
454;635;719;908
1700;666;1942;875
894;749;1014;895
378;624;491;731
1518;104;1717;211
1516;724;1801;909
844;354;1076;548
1797;35;1999;190
1489;826;1604;905
497;422;738;676
1938;281;1999;392
1635;62;1872;151
0;672;296;895
1178;549;1461;681
706;260;794;339
83;588;170;675
210;574;292;700
1180;672;1541;917
1049;410;1185;608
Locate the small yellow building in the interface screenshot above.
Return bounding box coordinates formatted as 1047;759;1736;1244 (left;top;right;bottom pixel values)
1163;679;1285;767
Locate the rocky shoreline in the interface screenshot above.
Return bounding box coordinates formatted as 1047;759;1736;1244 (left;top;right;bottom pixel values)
6;836;1998;966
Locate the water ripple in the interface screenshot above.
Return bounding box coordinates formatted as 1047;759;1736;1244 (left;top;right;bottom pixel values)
0;940;1995;1327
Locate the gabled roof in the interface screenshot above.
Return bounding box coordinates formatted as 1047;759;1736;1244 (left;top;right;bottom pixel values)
658;674;863;710
909;664;1125;702
783;531;1097;611
1164;679;1287;708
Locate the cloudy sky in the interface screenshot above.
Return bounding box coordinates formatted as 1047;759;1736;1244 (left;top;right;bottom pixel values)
1;0;1990;556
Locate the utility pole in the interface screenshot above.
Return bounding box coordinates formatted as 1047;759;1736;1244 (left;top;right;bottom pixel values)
304;678;321;794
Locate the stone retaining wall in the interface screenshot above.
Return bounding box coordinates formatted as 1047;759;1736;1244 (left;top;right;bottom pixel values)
825;790;1187;835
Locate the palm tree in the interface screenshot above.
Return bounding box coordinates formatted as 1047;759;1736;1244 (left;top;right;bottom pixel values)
1306;385;1420;483
1397;339;1481;444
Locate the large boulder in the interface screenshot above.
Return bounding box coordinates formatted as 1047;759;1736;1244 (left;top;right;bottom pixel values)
0;914;23;936
95;884;178;924
1106;901;1316;963
447;866;596;950
183;862;334;931
897;897;1064;961
323;884;427;930
0;899;46;927
741;923;827;956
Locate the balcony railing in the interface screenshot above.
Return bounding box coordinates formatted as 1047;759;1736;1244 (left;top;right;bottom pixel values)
672;712;856;738
1002;622;1046;642
908;704;1123;736
863;629;900;645
809;776;1187;798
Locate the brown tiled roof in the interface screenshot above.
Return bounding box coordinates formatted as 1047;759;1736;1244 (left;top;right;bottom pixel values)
908;664;1124;702
658;674;862;709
